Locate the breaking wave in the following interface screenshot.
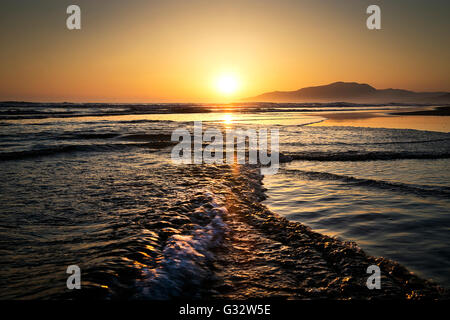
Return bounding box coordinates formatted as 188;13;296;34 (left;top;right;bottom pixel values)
279;168;450;198
0;141;175;161
135;191;228;299
281;151;450;162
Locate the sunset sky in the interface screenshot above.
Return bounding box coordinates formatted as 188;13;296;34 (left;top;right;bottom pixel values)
0;0;449;102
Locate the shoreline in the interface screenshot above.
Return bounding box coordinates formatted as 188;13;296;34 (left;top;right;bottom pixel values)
390;106;450;116
306;108;450;132
205;164;448;299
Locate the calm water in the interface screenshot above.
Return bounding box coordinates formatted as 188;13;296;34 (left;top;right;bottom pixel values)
0;103;449;298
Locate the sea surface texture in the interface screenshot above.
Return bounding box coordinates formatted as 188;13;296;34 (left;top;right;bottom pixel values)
0;103;448;299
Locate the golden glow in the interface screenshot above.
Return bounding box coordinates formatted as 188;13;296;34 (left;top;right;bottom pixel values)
308;114;450;133
222;113;233;124
0;1;448;102
216;75;239;95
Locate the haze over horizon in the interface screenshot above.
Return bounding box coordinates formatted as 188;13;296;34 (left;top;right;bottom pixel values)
1;0;449;102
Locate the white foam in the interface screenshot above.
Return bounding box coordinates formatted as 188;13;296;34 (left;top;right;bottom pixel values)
136;191;228;299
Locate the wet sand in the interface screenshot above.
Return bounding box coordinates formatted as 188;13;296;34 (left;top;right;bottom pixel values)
307;107;450;132
390;106;450;116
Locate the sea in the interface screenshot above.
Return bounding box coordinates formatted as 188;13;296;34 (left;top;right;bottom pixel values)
0;103;449;299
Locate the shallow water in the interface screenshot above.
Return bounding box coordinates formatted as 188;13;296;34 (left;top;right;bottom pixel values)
0;103;449;298
264;126;450;287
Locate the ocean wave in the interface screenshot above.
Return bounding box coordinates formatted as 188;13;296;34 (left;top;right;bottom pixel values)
284;137;450;147
281;151;450;162
279;168;450;198
120;133;172;142
56;133;121;140
0;141;175;161
112;119;172;124
135;191;228;299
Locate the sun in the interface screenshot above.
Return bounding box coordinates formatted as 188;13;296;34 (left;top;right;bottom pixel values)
216;74;239;95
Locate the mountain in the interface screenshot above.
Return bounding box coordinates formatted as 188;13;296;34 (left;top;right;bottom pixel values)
245;82;450;104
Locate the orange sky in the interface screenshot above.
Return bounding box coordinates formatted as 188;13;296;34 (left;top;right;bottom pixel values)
0;0;449;102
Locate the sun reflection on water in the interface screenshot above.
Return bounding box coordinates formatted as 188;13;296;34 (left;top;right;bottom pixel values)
222;114;233;125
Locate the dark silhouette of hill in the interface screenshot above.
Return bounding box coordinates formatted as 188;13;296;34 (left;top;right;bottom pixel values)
245;82;450;103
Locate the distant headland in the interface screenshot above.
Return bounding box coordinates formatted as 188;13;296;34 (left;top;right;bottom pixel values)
245;82;450;104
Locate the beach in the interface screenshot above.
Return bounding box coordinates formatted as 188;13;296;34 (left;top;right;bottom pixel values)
306;106;450;132
0;103;449;299
2;0;449;309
